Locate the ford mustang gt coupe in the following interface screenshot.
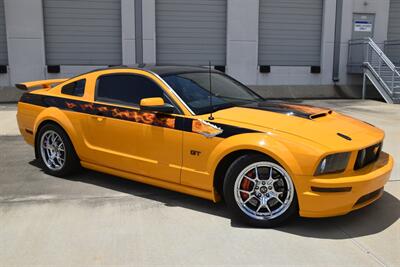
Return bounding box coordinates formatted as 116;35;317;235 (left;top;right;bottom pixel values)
16;66;393;227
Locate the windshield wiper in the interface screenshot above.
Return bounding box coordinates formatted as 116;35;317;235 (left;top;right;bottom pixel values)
216;95;258;102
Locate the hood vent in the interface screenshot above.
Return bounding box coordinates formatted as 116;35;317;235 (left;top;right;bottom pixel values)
309;110;332;120
337;132;352;141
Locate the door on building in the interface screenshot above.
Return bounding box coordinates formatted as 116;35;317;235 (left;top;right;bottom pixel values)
155;0;227;66
352;13;375;39
43;0;122;66
258;0;323;67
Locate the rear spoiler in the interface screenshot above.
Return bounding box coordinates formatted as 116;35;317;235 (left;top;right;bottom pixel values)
15;78;68;91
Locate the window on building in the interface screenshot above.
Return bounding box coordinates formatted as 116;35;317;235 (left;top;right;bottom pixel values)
61;79;86;97
95;74;172;107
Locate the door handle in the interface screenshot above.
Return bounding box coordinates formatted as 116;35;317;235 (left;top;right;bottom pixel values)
90;115;105;122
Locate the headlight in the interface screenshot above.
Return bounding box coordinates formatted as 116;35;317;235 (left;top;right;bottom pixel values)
314;152;351;175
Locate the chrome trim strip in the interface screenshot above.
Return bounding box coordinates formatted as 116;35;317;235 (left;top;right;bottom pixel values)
148;70;196;116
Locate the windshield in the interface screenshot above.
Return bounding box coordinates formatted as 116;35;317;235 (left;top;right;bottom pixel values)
162;72;263;115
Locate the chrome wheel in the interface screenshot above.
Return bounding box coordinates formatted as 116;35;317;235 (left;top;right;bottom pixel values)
234;162;294;220
40;130;66;171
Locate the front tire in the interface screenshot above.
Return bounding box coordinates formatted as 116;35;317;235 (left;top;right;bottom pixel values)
36;124;81;177
223;154;298;227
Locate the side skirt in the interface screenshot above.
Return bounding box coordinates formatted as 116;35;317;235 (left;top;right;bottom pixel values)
81;161;216;202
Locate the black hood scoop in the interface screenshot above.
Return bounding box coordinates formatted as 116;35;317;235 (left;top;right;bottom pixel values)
240;101;332;120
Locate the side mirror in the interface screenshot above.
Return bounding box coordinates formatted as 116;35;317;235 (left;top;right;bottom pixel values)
139;97;175;113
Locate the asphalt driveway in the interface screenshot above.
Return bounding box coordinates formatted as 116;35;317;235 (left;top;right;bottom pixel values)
0;100;399;266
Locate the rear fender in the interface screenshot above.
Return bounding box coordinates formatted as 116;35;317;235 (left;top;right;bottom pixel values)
33;107;81;155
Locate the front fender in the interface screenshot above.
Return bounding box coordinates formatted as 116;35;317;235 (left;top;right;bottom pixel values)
208;131;325;183
207;132;324;202
208;133;301;179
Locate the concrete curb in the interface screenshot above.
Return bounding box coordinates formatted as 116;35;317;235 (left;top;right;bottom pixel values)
0;87;23;103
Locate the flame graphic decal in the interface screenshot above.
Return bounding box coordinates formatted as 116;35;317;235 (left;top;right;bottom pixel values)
19;93;258;138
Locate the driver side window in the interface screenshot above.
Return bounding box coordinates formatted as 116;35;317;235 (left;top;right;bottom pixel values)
96;73;174;109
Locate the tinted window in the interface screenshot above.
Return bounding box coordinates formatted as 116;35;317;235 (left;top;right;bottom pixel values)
96;74;171;106
61;79;85;96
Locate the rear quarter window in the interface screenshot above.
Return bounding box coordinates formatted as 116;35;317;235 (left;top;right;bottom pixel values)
61;79;86;97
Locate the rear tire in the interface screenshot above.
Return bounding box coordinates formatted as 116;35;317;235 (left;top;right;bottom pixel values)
35;124;81;177
223;154;298;227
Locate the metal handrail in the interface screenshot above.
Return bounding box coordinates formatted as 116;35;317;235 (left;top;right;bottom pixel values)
364;62;394;95
348;37;400;102
384;40;400;67
366;37;399;74
361;38;400;101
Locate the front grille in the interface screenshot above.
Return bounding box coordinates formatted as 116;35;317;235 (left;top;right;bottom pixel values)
354;188;383;207
354;142;382;170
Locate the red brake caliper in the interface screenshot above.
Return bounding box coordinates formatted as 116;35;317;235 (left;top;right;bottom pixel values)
240;170;253;200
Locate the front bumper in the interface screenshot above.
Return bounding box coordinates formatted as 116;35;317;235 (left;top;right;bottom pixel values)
296;152;393;218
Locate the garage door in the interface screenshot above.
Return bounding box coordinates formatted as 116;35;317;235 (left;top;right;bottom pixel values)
0;0;7;65
43;0;122;65
388;0;400;40
258;0;323;66
155;0;227;66
387;0;400;65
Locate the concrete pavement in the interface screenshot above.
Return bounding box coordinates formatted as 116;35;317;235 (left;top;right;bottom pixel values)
0;100;399;266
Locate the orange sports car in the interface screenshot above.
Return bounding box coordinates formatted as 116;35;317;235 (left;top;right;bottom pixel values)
16;66;393;227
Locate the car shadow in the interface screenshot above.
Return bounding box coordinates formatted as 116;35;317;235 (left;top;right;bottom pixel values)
235;190;400;239
30;159;400;239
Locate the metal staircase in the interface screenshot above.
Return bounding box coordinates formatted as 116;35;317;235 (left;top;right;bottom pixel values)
348;38;400;104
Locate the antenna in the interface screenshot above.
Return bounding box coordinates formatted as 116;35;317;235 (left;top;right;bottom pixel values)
208;60;214;120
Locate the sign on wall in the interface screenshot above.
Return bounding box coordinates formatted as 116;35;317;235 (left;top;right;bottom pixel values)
352;14;375;39
354;21;373;32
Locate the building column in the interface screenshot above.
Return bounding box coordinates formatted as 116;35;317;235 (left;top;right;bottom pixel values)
122;0;136;65
320;0;337;84
4;0;46;84
142;0;156;64
226;0;259;85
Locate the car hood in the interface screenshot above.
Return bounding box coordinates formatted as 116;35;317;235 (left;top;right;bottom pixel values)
212;101;384;150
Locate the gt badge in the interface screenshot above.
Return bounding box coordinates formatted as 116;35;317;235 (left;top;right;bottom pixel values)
190;150;201;156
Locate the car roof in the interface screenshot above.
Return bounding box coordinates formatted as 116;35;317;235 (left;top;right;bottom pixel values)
143;65;217;76
86;65;219;77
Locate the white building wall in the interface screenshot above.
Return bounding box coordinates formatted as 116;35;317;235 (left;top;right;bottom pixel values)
142;0;156;64
226;0;259;85
4;0;46;85
0;0;394;97
122;0;136;65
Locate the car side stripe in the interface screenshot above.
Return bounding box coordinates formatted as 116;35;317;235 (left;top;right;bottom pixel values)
19;93;260;138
